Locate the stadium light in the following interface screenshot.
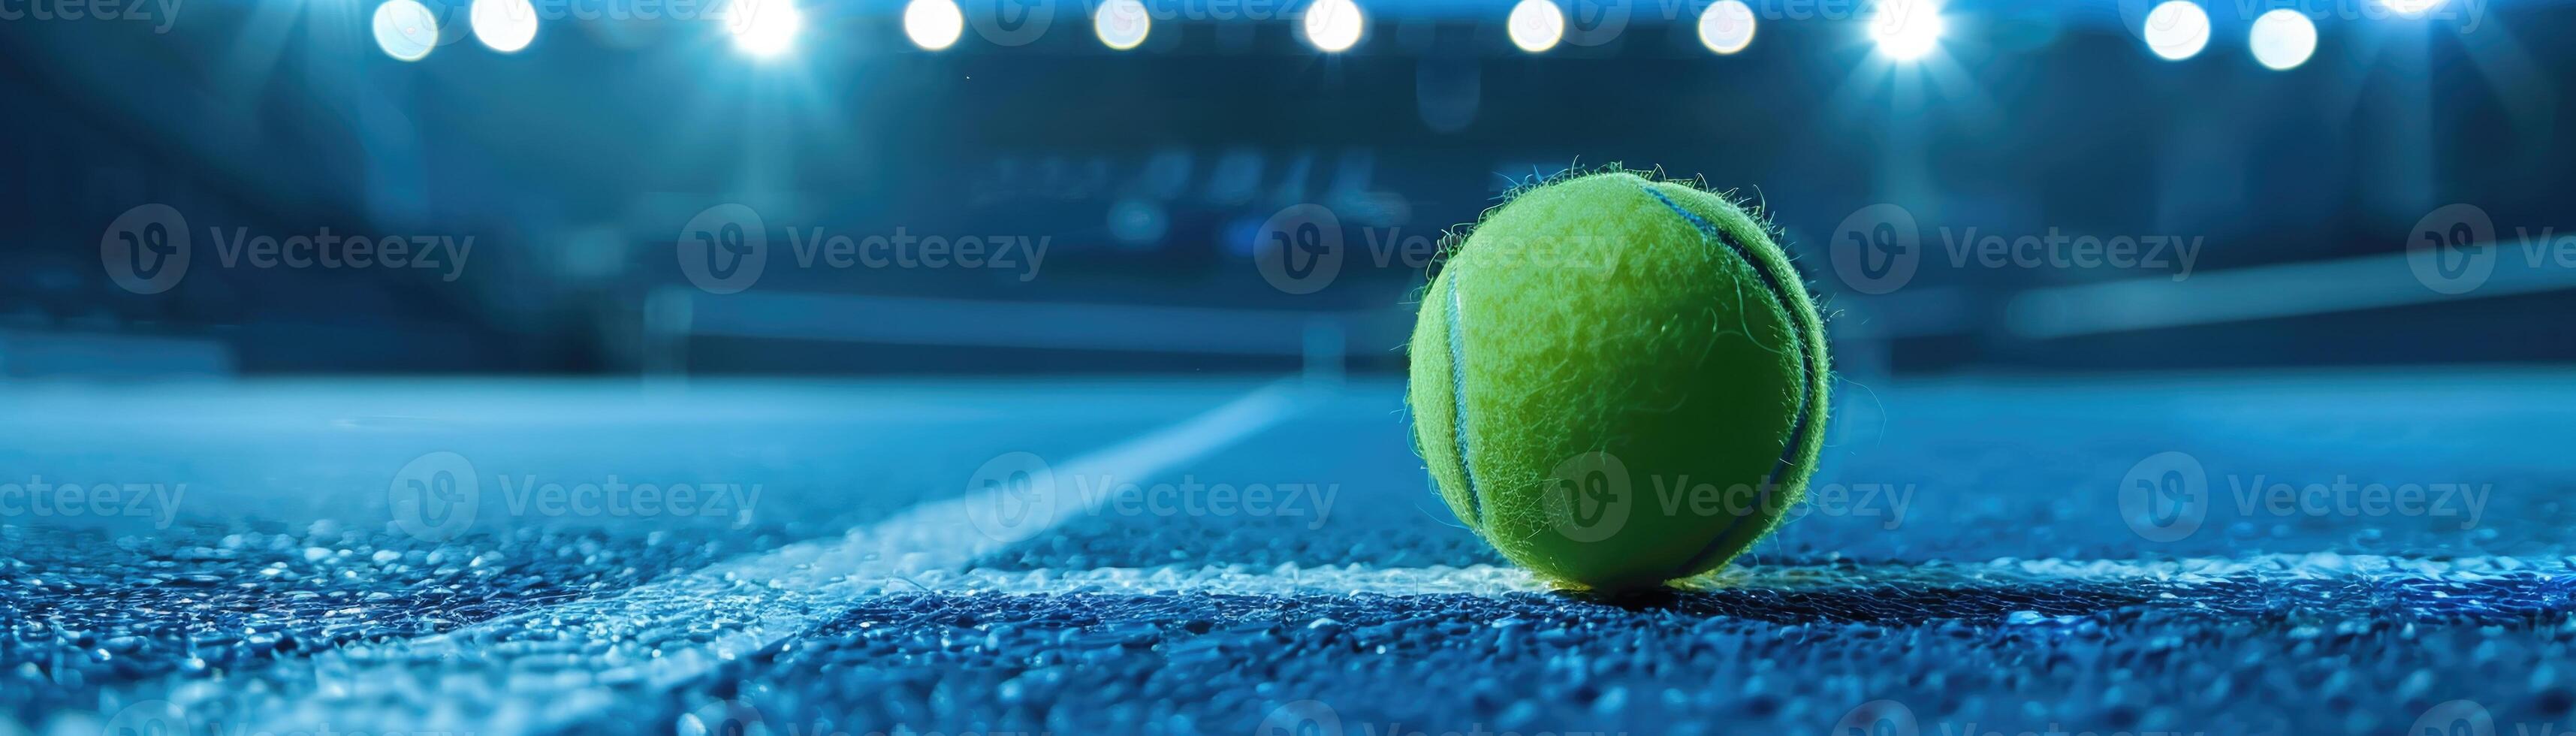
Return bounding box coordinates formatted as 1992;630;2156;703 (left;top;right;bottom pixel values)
1303;0;1364;53
729;0;802;58
1868;0;1942;61
1095;0;1150;50
2375;0;2446;16
1507;0;1563;53
469;0;538;53
1697;0;1755;55
373;0;439;61
2143;1;2211;61
2249;9;2316;71
904;0;964;50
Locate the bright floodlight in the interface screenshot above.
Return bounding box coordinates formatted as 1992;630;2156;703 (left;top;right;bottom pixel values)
373;0;439;61
904;0;964;50
1697;0;1755;55
470;0;538;53
2143;1;2210;61
2248;9;2315;70
729;0;802;57
1868;0;1942;61
2375;0;2446;16
1094;0;1150;50
1507;0;1563;53
1303;0;1364;53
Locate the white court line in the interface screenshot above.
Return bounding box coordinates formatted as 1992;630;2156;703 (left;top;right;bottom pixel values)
891;553;2574;597
197;381;1307;735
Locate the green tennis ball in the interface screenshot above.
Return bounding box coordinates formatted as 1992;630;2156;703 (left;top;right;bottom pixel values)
1408;170;1829;591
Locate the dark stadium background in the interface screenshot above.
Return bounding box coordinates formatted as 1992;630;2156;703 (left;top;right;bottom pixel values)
7;0;2571;376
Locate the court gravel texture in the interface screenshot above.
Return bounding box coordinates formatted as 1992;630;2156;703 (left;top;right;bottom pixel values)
3;374;2574;736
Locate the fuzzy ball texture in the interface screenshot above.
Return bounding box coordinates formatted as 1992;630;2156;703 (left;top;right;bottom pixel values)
1409;170;1829;591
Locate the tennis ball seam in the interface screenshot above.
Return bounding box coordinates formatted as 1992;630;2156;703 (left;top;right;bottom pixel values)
1440;275;1488;531
1633;182;1825;580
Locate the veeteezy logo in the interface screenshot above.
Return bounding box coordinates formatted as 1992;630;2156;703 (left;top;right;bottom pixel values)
389;451;760;541
961;451;1339;543
2404;203;2576;294
677;203;1050;294
2119;451;2489;542
0;476;186;529
0;0;184;32
1828;202;2201;294
1540;451;1914;542
100;204;474;294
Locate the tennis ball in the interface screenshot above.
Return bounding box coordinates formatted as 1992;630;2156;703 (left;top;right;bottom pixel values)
1408;170;1829;591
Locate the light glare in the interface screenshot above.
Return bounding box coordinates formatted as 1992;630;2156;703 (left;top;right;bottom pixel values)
1095;0;1150;50
2248;9;2315;70
372;0;439;61
1868;0;1942;61
2375;0;2445;16
904;0;964;50
1507;0;1562;53
729;0;802;58
1303;0;1364;53
2143;1;2210;61
469;0;538;53
1697;0;1755;55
